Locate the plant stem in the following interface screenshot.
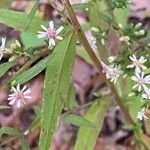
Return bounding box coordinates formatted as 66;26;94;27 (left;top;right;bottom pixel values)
0;50;51;92
64;0;134;124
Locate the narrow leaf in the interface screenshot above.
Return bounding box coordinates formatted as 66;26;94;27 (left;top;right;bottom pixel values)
66;114;95;127
25;0;40;30
0;61;16;78
12;55;52;85
39;33;77;150
65;84;78;109
0;9;47;34
74;97;111;150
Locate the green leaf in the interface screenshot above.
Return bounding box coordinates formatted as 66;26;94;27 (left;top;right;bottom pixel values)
0;9;47;34
114;6;129;26
12;55;52;85
65;84;78;109
99;12;113;24
0;61;16;78
39;33;77;150
125;96;144;122
66;114;95;127
0;127;30;150
21;32;45;48
25;0;40;30
74;97;111;150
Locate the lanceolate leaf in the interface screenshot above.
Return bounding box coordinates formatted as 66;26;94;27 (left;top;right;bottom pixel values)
25;0;40;30
66;114;95;127
39;33;77;150
0;9;47;34
65;84;78;109
74;97;111;150
0;127;30;150
0;61;16;78
12;55;52;85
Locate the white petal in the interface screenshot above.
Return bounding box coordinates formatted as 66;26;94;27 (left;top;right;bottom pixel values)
56;26;64;34
17;101;21;108
0;54;3;60
12;87;17;93
1;37;6;48
49;21;54;29
21;85;27;92
49;38;55;46
132;84;138;89
9;99;16;105
24;89;31;95
24;95;32;99
7;96;15;100
41;25;48;31
135;67;141;74
131;76;138;81
127;64;134;68
37;33;47;39
17;84;20;92
56;36;63;40
138;85;142;92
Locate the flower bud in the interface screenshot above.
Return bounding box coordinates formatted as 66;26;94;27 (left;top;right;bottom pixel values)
91;27;99;32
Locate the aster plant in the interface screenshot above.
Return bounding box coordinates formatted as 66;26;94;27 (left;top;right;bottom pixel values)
0;0;150;150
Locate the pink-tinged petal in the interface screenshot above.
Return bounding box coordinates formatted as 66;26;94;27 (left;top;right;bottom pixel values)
9;99;16;105
17;101;21;108
49;38;55;46
8;93;16;97
7;96;15;100
56;36;63;40
24;95;32;99
24;89;31;95
49;21;54;29
41;25;48;31
21;85;27;92
56;26;64;34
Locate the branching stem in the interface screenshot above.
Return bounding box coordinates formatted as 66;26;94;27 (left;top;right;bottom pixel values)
64;0;134;124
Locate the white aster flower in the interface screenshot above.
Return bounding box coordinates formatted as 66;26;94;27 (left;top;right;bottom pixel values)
127;54;147;73
0;37;6;60
142;88;150;99
37;21;64;47
101;62;121;84
7;84;32;108
137;108;148;121
131;71;150;92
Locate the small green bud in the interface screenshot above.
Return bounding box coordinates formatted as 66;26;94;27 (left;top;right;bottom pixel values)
91;27;99;32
